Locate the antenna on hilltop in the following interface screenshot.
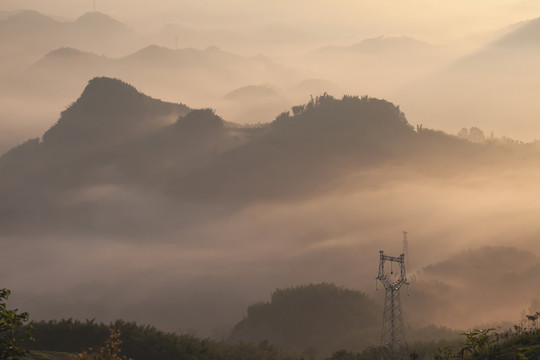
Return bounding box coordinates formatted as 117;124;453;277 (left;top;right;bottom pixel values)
402;231;409;271
376;247;409;360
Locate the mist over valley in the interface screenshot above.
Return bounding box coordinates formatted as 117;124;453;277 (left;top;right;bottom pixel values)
2;1;540;359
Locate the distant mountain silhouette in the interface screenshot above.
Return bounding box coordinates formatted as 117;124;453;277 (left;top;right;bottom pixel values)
31;47;108;72
447;17;540;73
13;44;292;125
153;23;251;52
223;85;283;101
0;40;294;158
307;35;444;95
40;46;100;59
395;17;540;140
406;246;540;329
27;44;288;93
0;10;144;62
121;45;248;72
218;85;291;124
317;35;431;54
121;45;283;76
74;11;129;32
30;45;218;79
493;17;540;48
2;9;58;29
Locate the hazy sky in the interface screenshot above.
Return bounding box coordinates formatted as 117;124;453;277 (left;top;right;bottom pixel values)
2;0;540;338
3;0;539;44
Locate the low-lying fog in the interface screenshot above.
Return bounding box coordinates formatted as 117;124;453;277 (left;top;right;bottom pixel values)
4;164;540;336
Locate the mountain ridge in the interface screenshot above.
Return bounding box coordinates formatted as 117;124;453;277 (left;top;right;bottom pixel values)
0;76;528;234
42;77;190;150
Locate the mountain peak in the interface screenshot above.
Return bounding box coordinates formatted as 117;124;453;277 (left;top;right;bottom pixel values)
76;11;118;23
3;10;57;28
42;77;190;148
74;11;129;32
273;94;414;139
223;85;281;100
132;45;175;58
6;10;50;21
67;77;142;112
42;47;98;60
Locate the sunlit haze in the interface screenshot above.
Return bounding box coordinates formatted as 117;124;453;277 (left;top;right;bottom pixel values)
2;1;540;358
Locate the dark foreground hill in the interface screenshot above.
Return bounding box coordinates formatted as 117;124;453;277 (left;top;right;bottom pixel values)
231;283;380;355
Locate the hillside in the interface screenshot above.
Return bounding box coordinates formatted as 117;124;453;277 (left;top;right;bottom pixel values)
42;77;189;149
179;94;420;201
0;77;530;234
0;77;191;234
231;283;380;355
218;85;291;125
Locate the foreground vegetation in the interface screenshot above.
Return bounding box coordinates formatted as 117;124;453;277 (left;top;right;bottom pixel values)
25;323;540;360
0;289;33;360
5;286;540;360
21;319;300;360
20;318;459;360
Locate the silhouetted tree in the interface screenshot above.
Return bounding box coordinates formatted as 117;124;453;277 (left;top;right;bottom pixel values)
468;127;486;143
0;289;33;360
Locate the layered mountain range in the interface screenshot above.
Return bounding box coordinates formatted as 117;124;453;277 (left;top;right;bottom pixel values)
0;76;530;236
3;10;540;154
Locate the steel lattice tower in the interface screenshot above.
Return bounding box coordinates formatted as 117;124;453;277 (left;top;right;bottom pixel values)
376;250;409;360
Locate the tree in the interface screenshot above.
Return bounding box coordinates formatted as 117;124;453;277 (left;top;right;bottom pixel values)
468;127;486;143
0;288;33;360
76;328;132;360
457;128;469;139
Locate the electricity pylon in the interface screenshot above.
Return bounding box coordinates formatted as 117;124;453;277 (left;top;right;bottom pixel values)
376;250;409;360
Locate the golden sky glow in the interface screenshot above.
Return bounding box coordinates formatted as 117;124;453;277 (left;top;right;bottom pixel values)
2;0;539;44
